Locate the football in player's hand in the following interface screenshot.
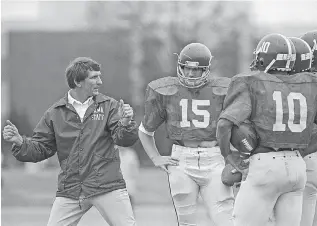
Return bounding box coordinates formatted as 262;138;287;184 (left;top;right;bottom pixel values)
230;121;258;158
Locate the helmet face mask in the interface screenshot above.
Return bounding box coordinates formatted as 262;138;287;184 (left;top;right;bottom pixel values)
177;43;212;88
250;33;296;73
300;30;317;72
289;37;312;73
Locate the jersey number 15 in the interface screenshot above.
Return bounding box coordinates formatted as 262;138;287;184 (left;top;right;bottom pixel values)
179;99;210;128
273;91;307;132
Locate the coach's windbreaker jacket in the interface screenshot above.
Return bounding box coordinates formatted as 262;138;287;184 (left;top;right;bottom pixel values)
11;93;138;200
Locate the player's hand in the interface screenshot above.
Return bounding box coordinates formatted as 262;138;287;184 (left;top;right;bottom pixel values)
233;167;249;182
151;156;179;173
118;99;134;126
225;153;249;181
2;120;23;146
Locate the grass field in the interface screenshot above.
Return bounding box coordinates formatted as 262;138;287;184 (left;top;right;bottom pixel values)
1;167;210;226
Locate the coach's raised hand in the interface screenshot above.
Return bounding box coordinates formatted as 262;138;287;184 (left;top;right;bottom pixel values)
2;120;23;146
119;99;134;126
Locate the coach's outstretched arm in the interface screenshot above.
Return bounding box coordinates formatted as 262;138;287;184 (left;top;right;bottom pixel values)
3;115;57;163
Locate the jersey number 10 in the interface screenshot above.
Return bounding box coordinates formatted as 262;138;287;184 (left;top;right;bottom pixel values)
272;91;307;132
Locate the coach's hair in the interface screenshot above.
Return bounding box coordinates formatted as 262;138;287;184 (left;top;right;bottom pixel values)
65;57;101;89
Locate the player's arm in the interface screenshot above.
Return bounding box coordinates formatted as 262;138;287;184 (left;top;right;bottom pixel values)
217;118;234;159
138;122;160;160
139;125;179;172
139;86;178;172
217;77;251;171
213;76;234;159
217;118;248;173
9;111;57;162
138;126;166;162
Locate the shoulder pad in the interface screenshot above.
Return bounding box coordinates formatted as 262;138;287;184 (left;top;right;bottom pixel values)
210;76;231;88
148;76;179;95
207;76;231;95
231;71;265;84
232;71;259;79
293;71;317;83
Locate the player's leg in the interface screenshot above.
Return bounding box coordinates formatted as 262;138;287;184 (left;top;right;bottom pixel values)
275;153;307;226
233;177;277;226
91;188;136;226
199;147;234;226
47;197;92;226
168;165;200;226
233;153;284;226
301;153;317;226
300;184;317;226
200;170;234;226
274;189;304;226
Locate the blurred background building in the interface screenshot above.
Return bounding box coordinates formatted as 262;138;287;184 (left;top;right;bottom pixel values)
1;1;317;169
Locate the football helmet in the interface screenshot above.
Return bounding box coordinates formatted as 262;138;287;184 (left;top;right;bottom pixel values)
177;43;212;88
250;33;296;73
300;30;317;71
289;37;312;73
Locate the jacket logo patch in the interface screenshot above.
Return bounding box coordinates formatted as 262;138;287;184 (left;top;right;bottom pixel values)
94;106;104;113
92;106;104;120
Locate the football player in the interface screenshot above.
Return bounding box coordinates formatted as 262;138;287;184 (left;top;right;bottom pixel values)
138;43;234;226
217;33;317;226
298;30;317;226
